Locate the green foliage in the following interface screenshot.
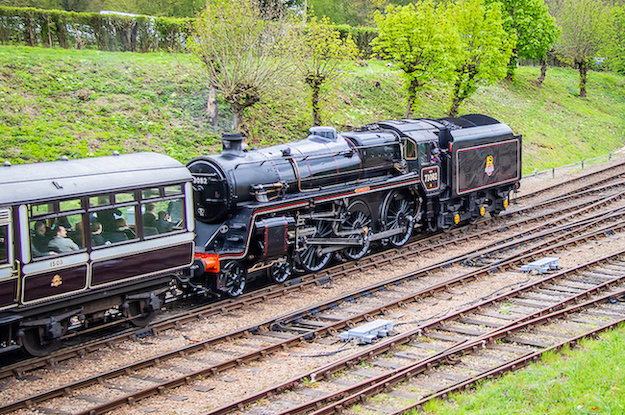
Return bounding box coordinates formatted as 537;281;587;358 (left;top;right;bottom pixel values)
487;0;560;77
372;0;456;118
0;5;191;51
308;0;386;27
331;24;377;57
0;45;624;178
293;14;359;125
419;326;625;414
604;5;625;74
447;0;515;116
553;0;611;97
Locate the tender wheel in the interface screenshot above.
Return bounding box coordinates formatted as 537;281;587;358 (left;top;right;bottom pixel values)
20;327;61;357
382;191;416;247
222;261;247;297
341;200;372;260
300;220;333;273
268;258;292;283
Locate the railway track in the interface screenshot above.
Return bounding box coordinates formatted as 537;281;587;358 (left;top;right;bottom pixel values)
3;188;625;414
2;171;625;383
266;259;625;415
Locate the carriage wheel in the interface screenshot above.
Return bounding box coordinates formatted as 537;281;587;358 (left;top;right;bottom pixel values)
20;327;61;357
382;191;416;247
222;261;247;297
268;259;292;283
341;201;372;260
128;300;157;327
300;220;333;273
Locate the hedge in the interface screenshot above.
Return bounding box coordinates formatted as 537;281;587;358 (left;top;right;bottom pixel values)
0;6;378;56
0;6;192;52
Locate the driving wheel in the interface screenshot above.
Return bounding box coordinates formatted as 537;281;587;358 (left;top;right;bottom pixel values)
381;191;416;247
300;220;333;273
341;200;372;260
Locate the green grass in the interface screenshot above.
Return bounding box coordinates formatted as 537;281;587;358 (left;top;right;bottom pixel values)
417;325;625;414
1;45;625;175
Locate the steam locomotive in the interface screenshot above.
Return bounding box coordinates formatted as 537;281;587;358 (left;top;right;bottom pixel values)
188;114;522;297
0;113;520;356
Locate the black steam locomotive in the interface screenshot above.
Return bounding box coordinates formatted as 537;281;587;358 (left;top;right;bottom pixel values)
188;114;522;297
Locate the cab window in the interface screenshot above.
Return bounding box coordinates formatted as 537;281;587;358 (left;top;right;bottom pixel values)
418;143;429;165
404;138;418;160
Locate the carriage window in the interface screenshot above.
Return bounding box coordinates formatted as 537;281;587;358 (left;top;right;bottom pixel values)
115;192;135;204
164;185;183;196
0;224;8;265
90;195;111;208
30;214;84;258
30;203;53;216
93;207;138;246
60;199;81;212
141;198;185;236
142;188;160;200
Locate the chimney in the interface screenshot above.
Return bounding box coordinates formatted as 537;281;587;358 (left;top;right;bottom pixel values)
221;133;246;157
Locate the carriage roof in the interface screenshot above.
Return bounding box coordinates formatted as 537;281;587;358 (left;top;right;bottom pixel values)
0;152;191;206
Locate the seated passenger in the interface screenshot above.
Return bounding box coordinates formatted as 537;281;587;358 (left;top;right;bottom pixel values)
155;211;174;234
90;221;107;246
48;225;79;253
32;220;50;253
70;221;84;248
103;218;131;243
143;203;157;227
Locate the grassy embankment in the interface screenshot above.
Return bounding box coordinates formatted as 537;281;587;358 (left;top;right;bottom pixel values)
2;45;625;413
1;44;624;174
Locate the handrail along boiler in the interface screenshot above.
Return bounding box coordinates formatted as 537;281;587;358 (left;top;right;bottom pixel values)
188;114;522;297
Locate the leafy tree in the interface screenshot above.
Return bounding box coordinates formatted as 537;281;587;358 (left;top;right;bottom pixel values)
189;0;293;134
553;0;610;98
372;0;456;118
604;5;625;74
291;15;358;125
447;0;514;116
487;0;559;85
308;0;386;26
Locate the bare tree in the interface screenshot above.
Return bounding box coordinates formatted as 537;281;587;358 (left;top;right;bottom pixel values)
189;0;294;134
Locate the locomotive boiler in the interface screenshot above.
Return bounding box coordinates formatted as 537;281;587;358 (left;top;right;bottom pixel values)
188;114;522;297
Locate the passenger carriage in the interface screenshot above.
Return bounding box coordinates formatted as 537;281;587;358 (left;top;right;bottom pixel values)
0;153;195;356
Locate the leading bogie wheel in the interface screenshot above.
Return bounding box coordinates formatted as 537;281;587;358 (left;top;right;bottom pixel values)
268;258;292;283
222;261;247;297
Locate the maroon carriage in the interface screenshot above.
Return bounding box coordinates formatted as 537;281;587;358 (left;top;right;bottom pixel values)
0;153;195;356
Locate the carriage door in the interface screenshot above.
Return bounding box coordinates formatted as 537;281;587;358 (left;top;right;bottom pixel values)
0;208;18;310
20;201;89;305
